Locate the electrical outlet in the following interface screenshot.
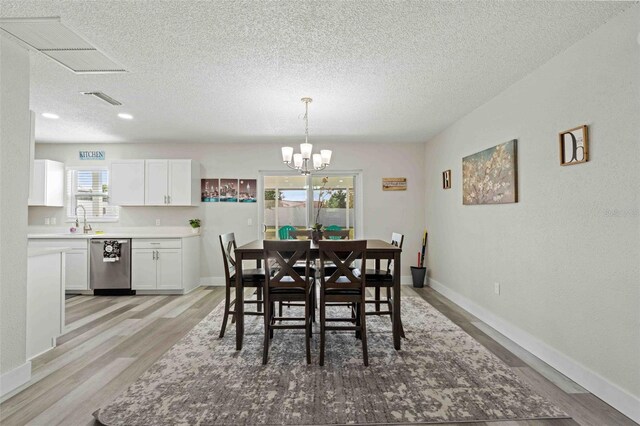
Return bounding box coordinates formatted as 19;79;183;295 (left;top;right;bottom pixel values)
51;217;57;225
155;219;161;226
494;282;501;295
247;218;253;226
44;218;50;225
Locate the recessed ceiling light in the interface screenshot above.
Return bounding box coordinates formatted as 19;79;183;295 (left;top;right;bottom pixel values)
42;112;59;119
118;113;133;120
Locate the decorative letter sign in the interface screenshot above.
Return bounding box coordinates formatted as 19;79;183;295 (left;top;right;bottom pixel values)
559;125;588;166
79;150;106;160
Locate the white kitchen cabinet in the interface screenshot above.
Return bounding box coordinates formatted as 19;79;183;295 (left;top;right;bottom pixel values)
131;249;157;290
27;249;65;359
28;159;64;207
144;159;199;206
28;239;89;291
156;250;182;289
131;239;186;290
110;160;145;206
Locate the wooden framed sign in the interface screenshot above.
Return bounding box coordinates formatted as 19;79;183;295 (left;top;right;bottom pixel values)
382;177;407;191
559;125;588;166
442;170;451;189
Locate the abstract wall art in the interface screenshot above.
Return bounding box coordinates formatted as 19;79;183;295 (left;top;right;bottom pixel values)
462;140;517;205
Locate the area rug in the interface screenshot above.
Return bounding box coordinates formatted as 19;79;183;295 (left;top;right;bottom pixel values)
95;295;567;425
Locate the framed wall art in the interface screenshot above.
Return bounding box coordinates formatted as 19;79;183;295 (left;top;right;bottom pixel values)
462;139;517;205
238;179;257;202
201;179;220;202
382;177;407;191
219;179;238;202
442;170;451;189
559;125;588;166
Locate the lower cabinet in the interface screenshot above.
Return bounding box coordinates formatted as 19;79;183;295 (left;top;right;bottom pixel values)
131;239;188;291
27;239;89;291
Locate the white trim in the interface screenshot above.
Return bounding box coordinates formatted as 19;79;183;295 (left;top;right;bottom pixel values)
0;361;31;399
428;277;640;423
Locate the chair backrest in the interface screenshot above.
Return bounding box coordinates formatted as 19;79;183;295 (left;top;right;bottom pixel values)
219;232;237;280
386;232;405;273
278;225;297;240
290;229;312;239
319;240;367;291
263;240;311;290
323;229;350;240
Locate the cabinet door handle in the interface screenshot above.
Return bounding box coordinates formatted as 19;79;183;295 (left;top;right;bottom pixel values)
164;195;167;204
168;195;171;204
156;250;159;259
152;251;156;260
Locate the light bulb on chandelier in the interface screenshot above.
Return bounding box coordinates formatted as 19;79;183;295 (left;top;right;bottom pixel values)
281;97;332;175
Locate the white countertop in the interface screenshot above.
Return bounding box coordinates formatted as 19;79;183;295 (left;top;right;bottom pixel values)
28;247;74;257
28;227;201;239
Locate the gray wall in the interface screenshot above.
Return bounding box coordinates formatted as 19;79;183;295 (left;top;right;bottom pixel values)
0;36;30;376
32;141;426;283
423;5;639;414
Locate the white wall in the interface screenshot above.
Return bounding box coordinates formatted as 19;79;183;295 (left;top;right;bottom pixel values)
0;36;31;386
423;6;639;420
32;141;425;283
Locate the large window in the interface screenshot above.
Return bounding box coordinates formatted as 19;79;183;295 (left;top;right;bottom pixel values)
66;167;119;222
262;173;357;240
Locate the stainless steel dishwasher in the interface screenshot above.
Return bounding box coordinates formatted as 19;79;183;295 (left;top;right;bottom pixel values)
90;239;133;294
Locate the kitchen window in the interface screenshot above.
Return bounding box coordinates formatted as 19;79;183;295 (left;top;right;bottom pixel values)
66;167;119;222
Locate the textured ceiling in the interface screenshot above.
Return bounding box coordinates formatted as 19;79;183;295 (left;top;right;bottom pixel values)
0;1;634;144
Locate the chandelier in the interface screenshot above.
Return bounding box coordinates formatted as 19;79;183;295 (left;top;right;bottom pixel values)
281;97;332;175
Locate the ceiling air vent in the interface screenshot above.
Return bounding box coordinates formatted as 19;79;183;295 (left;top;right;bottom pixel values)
0;17;127;74
81;92;122;106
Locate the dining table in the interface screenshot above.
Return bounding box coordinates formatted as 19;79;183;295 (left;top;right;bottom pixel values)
234;239;403;351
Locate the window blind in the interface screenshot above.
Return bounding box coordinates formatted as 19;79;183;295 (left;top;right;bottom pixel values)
67;168;119;222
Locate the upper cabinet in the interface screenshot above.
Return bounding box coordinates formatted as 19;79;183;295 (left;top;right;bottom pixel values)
145;159;199;206
109;159;199;207
28;160;64;207
110;160;145;206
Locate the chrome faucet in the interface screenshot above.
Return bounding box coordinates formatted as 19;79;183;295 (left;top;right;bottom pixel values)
75;205;92;234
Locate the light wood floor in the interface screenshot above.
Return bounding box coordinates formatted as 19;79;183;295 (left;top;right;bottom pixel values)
0;286;635;426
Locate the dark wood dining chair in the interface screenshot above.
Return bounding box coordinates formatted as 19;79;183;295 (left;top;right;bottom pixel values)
318;240;368;366
218;233;266;338
262;240;314;364
364;232;405;337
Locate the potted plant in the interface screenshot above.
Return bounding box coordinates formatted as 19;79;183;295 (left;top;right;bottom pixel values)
311;177;329;243
189;218;201;234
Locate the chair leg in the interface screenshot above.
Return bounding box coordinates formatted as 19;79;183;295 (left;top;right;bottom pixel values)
355;302;361;340
319;290;326;367
257;285;263;313
305;292;311;364
219;284;231;338
270;302;275;339
262;292;271;365
375;287;381;312
360;298;369;366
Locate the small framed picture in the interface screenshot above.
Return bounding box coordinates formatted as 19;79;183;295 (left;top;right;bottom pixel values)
382;177;407;191
442;170;451;189
559;125;588;166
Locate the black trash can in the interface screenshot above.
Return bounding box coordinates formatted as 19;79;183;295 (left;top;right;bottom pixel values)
411;266;427;288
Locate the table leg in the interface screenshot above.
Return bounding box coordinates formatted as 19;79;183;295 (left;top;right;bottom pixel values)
235;253;245;351
393;251;401;350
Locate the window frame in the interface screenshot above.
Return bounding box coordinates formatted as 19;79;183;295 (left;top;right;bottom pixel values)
65;165;120;223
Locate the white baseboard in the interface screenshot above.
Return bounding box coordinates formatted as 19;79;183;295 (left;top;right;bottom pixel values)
0;361;31;399
429;278;640;423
